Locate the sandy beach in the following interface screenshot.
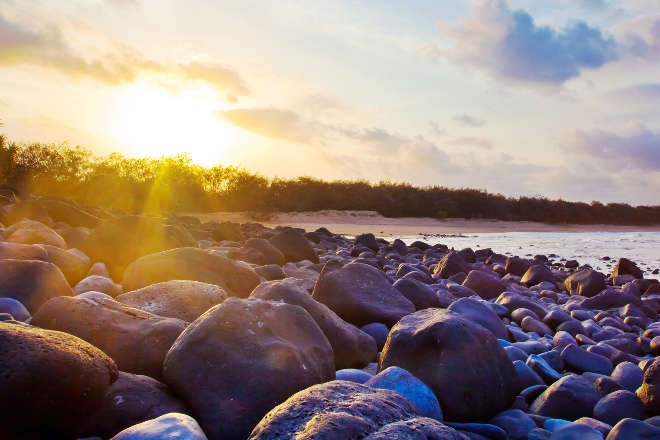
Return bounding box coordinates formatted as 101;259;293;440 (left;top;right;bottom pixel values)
189;210;660;237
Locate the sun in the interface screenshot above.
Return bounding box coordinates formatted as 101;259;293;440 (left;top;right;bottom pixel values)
107;81;241;165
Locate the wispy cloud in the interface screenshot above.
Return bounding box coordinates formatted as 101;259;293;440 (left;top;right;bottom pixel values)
453;113;485;127
178;62;249;101
606;82;660;102
446;136;493;149
429;120;447;137
217;108;322;144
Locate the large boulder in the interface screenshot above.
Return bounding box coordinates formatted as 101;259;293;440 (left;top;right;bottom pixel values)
248;380;466;440
244;238;285;266
637;357;660;414
0;321;118;439
269;228;319;263
163;298;335;440
32;296;186;379
392;277;441;310
433;251;469;279
121;247;260;297
0;241;49;261
0;259;73;312
462;270;506;300
118;280;228;322
530;374;601;420
5;219;66;248
79;372;189;439
379;308;520;422
521;265;556;287
312;262;415;327
81;215;196;280
42;244;91;285
564;269;606;297
250;278;377;369
612;257;643;279
447;297;509;340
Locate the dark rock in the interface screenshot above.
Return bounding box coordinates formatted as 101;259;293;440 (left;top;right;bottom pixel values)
247;380;463;440
556;320;585;337
506;257;531;277
312;262;415;327
255;264;286;281
269;228;319;263
581;289;642;311
530;375;601;420
611;361;643;392
565;260;579;269
32;296;186;379
355;233;380;251
561;344;613;375
593;390;645;426
522;265;556;287
511;307;540;324
360;322;390;351
537;349;564;372
79;372;188;439
448;297;509;340
121;247;260;297
393;277;440;310
163;298;335;440
0;259;73;312
514;360;546;389
433;251;470;279
489;409;536;440
0;321;118;439
522;316;553;336
462;270;506;300
0;297;30;322
520;384;548;405
594;377;623;396
548;423;604;440
495;292;548;320
612;258;643;279
251;278;377;369
379;308;520;422
605;418;660;439
117;280;228;322
564;269;606;298
637;357;660;415
244;238;285;266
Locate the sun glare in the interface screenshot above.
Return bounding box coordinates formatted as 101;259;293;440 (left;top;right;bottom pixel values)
108;81;241;165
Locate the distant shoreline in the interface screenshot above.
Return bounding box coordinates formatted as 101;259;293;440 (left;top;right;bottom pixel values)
188;210;660;237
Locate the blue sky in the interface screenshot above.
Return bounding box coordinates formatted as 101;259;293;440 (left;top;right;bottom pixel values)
1;0;659;205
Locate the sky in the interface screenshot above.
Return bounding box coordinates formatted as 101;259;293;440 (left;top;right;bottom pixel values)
1;0;659;205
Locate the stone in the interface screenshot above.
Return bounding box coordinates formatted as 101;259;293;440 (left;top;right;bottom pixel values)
495;291;548;320
121;247;260;297
637;357;660;415
611;361;643;392
42;244;91;285
80;372;188;439
462;270;506;300
0;321;118;439
506;257;531;277
548;423;604;440
118;280;228;322
110;413;207;440
0;259;74;312
612;258;643;279
244;238;285;266
433;251;470;279
593;390;645;426
248;380;464;440
0;241;49;261
0;297;30;322
312;262;415;327
336;368;373;384
355;233;380;251
514;360;546;389
269;228;319;263
74;275;122;297
250;278;377;369
32;295;186;379
448;297;509;340
5;219;67;248
564;270;606;298
605;418;660;439
255;264;286;281
521;316;553;336
393;277;441;310
163;298;335;440
379;308;520;422
365;366;443;421
530;375;601;420
489;409;536;440
522;265;556;287
360;322;390;351
0;200;51;226
561;344;613;375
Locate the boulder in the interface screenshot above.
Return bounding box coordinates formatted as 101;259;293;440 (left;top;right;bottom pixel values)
612;258;643;279
495;291;548;320
0;259;73;312
74;275;122;297
355;233;380;251
121;247;260;297
0;297;30;322
0;241;49;261
32;296;186;379
605;418;660;439
163;298;335;440
393;277;441;310
312;262;415;327
462;270;506;300
560;345;613;375
530;375;601;420
80;372;188;439
505;257;531;277
110;413;207;440
564;269;606;297
269;228;319;263
244;238;285;266
118;280;227;322
248;380;465;440
593;390;645;426
379;308;520;422
637;357;660;414
521;265;556;287
42;244;91;285
447;297;509;340
5;219;67;248
433;251;469;279
250;278;377;369
0;321;118;439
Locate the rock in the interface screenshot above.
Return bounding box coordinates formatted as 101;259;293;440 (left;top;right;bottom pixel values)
0;241;49;261
42;244;91;285
433;251;470;279
379;308;519;422
5;219;67;248
564;270;606;298
548;423;604;440
612;258;643;279
605;418;660;439
0;297;30;322
32;296;186;379
581;289;642;311
244;238;285;266
637;357;660;415
514;360;546;389
163;298;335;440
495;291;548;320
57;225;92;249
360;322;390;351
462;270;506;300
611;361;643;392
561;344;613;375
312;262;415;327
0;259;73;312
522;265;556;287
248;380;464;440
336;368;373;384
593;390;645;426
80;372;188;439
110;413;207;440
489;409;536;440
393;277;441;310
39;197;100;228
445;422;507;439
118;280;227;322
506;257;531;277
74;275;122;297
0;200;51;226
521;316;553;336
355;233;380;251
121;247;260;297
81;215;196;280
448;297;509;340
365;366;443;421
530;375;601;420
269;228;319;263
250;278;377;369
255;264;286;281
0;321;118;439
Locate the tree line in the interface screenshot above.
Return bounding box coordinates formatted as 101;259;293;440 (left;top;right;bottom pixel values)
0;137;658;225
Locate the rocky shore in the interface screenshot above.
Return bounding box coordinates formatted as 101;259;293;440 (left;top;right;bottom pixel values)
1;195;660;439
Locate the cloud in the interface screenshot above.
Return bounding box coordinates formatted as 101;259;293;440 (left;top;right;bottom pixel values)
179;62;249;99
217;108;323;144
562;124;660;171
579;0;610;11
105;0;138;7
615;14;660;60
445;137;493;149
606;83;660;102
429;121;447;137
453;113;485;127
442;0;619;84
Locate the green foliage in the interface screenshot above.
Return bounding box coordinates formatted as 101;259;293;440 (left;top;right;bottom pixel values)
0;139;658;225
